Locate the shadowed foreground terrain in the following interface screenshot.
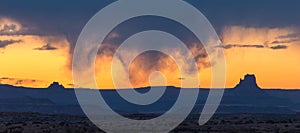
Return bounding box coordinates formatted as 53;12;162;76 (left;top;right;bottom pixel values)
0;74;300;115
1;112;300;133
0;74;300;132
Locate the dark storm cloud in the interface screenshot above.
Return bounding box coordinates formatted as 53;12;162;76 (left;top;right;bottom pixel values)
34;44;57;51
0;0;114;52
0;39;22;48
1;0;299;70
98;16;210;75
188;0;300;31
1;0;300;51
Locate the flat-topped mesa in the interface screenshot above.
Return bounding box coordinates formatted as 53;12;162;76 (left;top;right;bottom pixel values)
48;82;65;89
234;74;261;92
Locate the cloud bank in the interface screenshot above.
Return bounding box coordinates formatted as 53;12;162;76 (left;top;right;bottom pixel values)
0;39;22;48
34;44;58;51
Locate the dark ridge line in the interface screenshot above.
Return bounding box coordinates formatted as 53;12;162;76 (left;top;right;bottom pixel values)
0;83;299;91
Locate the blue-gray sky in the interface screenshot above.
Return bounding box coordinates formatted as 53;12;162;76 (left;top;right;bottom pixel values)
1;0;300;48
0;0;300;88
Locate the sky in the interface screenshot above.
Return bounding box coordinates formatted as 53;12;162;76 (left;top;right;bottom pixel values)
0;0;300;89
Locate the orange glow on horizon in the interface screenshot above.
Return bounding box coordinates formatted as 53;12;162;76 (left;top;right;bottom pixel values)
0;19;300;89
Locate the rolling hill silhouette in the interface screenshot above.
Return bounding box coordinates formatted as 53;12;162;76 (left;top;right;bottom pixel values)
0;74;299;115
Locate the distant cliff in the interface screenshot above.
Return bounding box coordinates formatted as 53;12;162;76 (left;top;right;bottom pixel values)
232;74;266;96
48;82;65;89
235;74;259;89
0;74;299;115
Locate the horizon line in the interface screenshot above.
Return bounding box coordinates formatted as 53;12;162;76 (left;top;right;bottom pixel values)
1;83;300;91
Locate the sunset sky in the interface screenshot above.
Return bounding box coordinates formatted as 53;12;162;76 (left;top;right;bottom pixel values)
0;0;300;89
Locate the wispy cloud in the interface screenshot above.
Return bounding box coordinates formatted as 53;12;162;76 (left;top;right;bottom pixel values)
271;39;300;44
215;44;288;50
0;18;29;36
276;33;300;39
269;45;288;50
0;39;22;48
215;44;265;49
34;43;57;51
0;24;18;33
219;26;298;51
0;77;51;88
177;77;185;81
